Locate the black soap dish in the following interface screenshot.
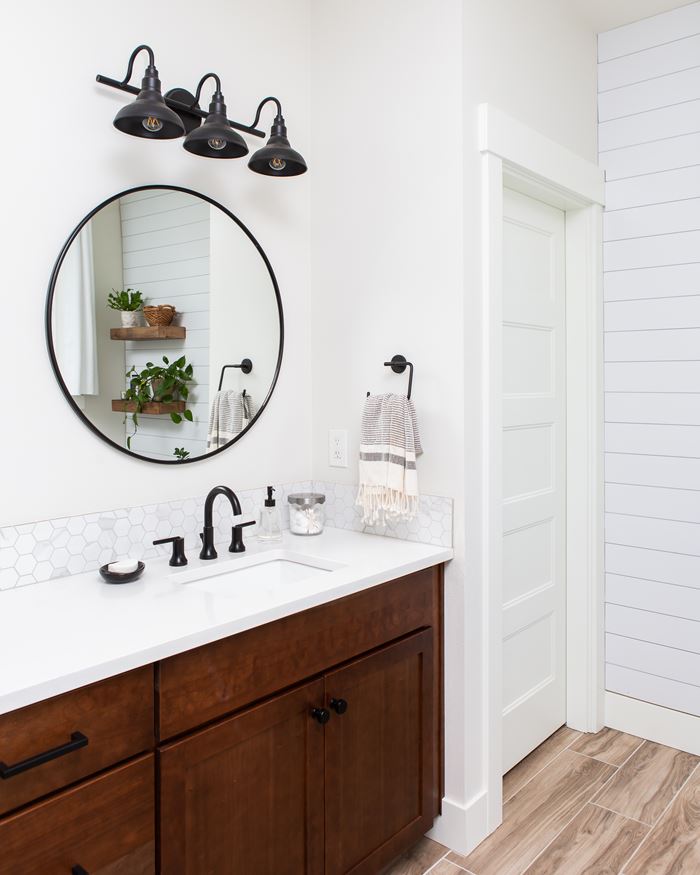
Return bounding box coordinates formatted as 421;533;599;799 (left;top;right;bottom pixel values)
99;561;145;584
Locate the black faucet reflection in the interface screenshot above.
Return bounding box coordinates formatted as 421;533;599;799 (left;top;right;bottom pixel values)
200;485;254;560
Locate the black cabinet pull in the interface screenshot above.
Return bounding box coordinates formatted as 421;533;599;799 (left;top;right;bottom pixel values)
310;707;330;725
0;731;88;780
72;867;89;875
329;698;348;715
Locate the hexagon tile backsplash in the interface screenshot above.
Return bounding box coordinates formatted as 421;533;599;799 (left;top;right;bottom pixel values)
0;481;452;590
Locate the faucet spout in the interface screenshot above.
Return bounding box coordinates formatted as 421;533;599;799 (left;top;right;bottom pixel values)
200;485;242;560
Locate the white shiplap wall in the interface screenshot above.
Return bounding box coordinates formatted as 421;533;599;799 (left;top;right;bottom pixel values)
599;3;700;718
120;191;210;460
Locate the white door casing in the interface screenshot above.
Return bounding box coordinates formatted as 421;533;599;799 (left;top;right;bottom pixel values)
501;189;567;773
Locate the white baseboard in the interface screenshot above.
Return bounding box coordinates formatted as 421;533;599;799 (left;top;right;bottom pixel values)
605;691;700;756
427;791;490;857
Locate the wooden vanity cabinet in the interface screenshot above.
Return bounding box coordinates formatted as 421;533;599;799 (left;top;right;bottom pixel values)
0;564;443;875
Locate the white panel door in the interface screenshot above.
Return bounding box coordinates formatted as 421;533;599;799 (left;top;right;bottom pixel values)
502;188;567;773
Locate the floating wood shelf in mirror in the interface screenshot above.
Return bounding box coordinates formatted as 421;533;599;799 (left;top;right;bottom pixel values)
46;185;283;464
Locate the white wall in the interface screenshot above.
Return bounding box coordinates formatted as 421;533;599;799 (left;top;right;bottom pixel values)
0;0;310;526
599;2;700;719
310;0;597;852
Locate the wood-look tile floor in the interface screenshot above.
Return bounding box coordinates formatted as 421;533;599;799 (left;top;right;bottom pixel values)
384;727;700;875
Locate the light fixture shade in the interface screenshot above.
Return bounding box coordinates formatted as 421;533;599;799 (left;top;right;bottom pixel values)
248;115;307;177
183;107;248;159
113;68;185;140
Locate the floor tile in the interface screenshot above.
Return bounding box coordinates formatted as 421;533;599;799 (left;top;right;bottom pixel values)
521;802;648;874
570;727;643;767
503;725;581;801
624;764;700;875
448;751;615;875
594;740;699;825
382;837;447;875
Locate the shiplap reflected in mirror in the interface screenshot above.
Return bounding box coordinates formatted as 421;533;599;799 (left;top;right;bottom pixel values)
47;186;283;463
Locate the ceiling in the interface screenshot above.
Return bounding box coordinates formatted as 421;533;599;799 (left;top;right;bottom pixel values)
568;0;695;33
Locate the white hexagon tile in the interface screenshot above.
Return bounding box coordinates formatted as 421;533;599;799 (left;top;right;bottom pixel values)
0;480;452;590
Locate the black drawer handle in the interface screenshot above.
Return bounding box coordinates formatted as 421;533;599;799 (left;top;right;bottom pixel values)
0;731;88;780
310;707;331;725
72;867;89;875
330;698;348;715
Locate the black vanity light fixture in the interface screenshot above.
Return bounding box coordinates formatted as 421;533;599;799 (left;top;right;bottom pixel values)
96;45;307;176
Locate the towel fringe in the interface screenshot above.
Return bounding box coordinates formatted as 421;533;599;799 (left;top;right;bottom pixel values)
355;483;419;526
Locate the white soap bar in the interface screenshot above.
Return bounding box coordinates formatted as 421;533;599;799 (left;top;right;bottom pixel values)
108;559;139;574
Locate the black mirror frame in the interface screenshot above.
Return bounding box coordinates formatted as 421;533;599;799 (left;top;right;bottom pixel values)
45;184;284;465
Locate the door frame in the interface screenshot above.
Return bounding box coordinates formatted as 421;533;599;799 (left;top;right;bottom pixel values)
479;104;605;831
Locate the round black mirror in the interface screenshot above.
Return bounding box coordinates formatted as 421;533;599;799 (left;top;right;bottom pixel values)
46;185;283;464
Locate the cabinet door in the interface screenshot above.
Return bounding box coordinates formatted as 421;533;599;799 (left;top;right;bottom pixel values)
0;754;154;875
159;679;325;875
324;630;434;875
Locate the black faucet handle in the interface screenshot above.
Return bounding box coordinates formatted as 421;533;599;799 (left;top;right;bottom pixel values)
230;520;256;554
153;535;188;567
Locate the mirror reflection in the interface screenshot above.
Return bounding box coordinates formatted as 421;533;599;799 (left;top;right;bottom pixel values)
49;187;282;462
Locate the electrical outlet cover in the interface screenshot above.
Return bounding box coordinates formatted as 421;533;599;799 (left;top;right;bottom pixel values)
328;429;348;468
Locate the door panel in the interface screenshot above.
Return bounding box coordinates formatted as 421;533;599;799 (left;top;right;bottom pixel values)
502;188;567;773
159;679;325;875
324;630;434;875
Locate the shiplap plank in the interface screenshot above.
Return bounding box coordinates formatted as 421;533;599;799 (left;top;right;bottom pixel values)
606;483;700;522
119;190;203;220
607;635;700;689
606;663;700;716
121;220;210;253
606;423;700;457
607;576;700;621
599;34;700;92
606;543;700;588
605;230;700;270
606;164;700;211
598;4;700;63
605;328;700;361
123;256;209;285
605;296;700;329
600;99;700;152
121;202;209;237
606;512;700;556
606;393;700;425
607;603;700;653
122;238;209;270
606;452;700;489
605;266;700;302
127;276;209;299
601;131;700;181
606;362;700;393
604;198;700;242
599;68;700;123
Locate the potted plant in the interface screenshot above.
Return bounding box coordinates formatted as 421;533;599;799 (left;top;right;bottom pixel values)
108;288;145;328
122;355;194;449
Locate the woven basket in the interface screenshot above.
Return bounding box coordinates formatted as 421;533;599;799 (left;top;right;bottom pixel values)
143;304;176;327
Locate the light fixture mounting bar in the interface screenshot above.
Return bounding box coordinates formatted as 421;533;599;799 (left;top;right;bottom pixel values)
95;74;266;138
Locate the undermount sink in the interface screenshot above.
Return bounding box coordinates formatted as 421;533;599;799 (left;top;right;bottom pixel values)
174;550;345;595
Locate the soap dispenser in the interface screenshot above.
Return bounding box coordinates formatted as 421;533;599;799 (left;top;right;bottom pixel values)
258;486;282;542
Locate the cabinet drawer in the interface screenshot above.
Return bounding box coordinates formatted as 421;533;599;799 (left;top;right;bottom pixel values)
0;754;155;875
0;666;154;815
158;566;441;739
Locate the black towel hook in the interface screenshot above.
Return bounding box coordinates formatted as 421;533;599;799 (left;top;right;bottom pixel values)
366;354;414;399
218;358;253;391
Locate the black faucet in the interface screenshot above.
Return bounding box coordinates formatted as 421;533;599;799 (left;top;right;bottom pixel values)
200;485;253;560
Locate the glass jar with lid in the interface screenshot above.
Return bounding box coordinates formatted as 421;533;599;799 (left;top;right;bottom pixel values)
287;492;326;536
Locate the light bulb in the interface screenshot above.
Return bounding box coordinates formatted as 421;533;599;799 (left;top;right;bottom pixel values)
269;156;286;171
142;116;163;133
207;137;227;151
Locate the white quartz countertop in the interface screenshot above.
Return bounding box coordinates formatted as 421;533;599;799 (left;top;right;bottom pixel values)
0;528;452;716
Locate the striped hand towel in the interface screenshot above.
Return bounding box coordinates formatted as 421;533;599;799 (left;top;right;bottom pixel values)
207;391;256;449
356;393;423;525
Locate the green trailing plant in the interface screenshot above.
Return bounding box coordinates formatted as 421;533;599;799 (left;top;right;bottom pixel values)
173;447;190;461
107;288;144;312
122;355;194;449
